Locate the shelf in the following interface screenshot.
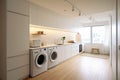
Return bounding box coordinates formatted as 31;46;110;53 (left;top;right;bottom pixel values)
32;31;46;35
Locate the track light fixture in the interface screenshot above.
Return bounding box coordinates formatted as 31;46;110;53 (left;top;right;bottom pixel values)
64;0;81;16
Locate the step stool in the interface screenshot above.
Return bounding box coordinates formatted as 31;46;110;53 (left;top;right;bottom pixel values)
91;48;100;54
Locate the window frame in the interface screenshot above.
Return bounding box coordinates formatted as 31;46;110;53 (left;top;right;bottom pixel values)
80;25;105;44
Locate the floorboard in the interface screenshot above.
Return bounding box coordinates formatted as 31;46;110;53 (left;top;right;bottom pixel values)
26;53;113;80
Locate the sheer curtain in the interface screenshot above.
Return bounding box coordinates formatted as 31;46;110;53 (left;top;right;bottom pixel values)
79;25;110;54
92;25;110;54
103;25;111;54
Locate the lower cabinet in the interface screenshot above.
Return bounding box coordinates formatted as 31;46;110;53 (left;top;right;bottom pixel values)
7;54;29;80
58;46;65;63
58;43;79;63
7;65;29;80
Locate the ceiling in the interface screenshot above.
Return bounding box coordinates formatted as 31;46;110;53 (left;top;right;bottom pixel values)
29;0;114;16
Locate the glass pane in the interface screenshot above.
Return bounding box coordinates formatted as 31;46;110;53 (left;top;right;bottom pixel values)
51;51;57;60
92;26;105;43
79;27;91;43
37;55;45;65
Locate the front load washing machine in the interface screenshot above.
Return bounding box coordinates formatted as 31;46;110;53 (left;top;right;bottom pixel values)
48;47;59;69
29;48;48;77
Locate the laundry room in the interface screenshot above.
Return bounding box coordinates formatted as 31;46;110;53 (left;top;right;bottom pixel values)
0;0;120;80
28;1;112;79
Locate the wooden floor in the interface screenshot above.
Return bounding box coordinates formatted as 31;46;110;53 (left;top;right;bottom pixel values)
26;54;113;80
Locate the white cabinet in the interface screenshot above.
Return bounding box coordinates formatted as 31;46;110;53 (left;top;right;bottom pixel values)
68;44;79;57
72;44;79;56
58;46;65;63
7;0;29;16
63;45;69;60
7;65;29;80
7;12;29;57
58;43;79;64
57;46;61;63
0;0;29;80
6;1;29;80
65;45;71;59
6;12;29;80
7;54;29;71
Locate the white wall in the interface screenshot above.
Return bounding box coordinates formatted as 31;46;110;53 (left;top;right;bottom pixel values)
30;3;82;32
84;43;109;54
30;25;76;45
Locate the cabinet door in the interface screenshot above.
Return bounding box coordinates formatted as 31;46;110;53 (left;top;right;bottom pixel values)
71;44;75;56
58;46;64;63
62;46;67;61
65;45;73;58
7;65;29;80
7;0;29;16
74;44;79;55
63;45;68;60
66;45;71;59
7;12;29;57
7;55;29;71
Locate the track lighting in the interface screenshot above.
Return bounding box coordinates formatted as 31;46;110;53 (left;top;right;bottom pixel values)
65;0;81;16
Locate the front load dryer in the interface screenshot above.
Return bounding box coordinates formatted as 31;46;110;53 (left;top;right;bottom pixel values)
29;48;48;77
48;47;59;69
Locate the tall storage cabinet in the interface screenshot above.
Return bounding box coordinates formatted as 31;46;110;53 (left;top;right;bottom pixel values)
6;0;29;80
0;0;29;80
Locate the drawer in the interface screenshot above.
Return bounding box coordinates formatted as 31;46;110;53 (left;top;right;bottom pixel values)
7;65;29;80
7;54;29;71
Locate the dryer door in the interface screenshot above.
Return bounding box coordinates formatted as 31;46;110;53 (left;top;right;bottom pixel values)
36;53;46;67
50;51;57;62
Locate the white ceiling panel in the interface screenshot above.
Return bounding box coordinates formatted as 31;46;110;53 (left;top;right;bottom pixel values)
29;0;114;16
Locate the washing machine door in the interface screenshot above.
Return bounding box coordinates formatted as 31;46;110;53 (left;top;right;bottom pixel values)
50;51;57;62
36;53;46;67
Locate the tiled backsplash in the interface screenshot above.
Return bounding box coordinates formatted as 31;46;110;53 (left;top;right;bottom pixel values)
30;25;76;46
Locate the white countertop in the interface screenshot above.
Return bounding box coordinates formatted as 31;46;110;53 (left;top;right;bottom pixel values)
29;42;80;49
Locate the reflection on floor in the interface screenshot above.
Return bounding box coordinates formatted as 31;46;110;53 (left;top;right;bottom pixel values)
81;53;109;59
26;53;113;80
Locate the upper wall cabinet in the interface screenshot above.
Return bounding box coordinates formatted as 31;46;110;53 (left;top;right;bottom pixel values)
7;0;29;16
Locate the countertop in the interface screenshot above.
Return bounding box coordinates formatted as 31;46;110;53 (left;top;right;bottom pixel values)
29;42;80;49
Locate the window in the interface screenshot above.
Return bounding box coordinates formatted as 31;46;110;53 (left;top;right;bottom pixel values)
79;26;105;44
92;26;105;43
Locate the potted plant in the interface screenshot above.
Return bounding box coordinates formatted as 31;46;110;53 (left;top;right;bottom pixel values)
61;36;66;44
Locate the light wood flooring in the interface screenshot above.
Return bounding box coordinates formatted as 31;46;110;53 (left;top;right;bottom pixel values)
26;53;113;80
